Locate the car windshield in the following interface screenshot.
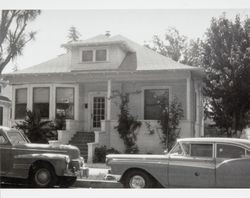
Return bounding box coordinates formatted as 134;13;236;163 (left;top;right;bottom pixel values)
7;131;28;145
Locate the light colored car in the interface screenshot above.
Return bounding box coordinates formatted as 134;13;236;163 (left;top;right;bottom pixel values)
106;137;250;188
0;126;88;188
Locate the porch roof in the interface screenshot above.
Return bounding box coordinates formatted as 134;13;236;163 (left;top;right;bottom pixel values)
4;34;203;76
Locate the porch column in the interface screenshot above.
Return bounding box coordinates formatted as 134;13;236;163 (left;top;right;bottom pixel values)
107;79;112;120
186;73;191;121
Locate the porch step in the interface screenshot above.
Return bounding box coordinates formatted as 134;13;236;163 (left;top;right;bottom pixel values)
68;132;95;162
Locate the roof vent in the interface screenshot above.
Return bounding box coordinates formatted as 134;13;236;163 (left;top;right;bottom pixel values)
105;31;111;37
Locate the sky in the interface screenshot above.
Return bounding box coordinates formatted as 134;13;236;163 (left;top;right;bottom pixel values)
3;8;250;73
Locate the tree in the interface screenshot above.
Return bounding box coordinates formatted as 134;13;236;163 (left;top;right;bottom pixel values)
0;10;41;74
15;110;57;143
112;90;141;154
157;95;184;151
67;26;81;43
202;14;250;136
182;38;203;67
145;27;187;62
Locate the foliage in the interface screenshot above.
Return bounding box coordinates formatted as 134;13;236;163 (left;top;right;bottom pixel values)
145;27;187;62
202;14;250;136
67;26;81;43
113;90;141;154
145;27;202;67
54;114;66;130
93;146;120;163
0;10;41;73
157;96;184;151
15;110;57;143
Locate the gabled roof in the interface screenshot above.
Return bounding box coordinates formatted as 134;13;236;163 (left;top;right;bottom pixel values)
6;34;202;75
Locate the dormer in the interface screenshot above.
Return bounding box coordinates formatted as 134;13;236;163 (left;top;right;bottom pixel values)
62;34;135;71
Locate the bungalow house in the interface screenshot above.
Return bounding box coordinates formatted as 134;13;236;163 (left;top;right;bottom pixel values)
3;33;204;162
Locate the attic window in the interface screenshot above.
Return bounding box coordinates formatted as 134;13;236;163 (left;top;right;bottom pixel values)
96;49;107;61
82;50;93;62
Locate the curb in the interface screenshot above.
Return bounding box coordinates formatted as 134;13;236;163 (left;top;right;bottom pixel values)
73;179;123;188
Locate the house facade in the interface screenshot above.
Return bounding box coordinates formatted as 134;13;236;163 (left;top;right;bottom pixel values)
0;80;11;127
3;34;204;162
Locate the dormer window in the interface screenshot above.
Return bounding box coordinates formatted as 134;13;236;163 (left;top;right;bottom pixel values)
81;49;108;62
82;50;93;62
96;49;107;61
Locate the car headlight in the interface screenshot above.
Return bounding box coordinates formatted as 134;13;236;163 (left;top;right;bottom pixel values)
65;156;70;164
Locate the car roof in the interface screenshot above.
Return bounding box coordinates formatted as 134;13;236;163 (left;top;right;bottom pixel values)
177;137;250;148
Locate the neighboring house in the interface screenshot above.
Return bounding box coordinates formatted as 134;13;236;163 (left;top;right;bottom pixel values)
0;80;11;127
3;33;204;162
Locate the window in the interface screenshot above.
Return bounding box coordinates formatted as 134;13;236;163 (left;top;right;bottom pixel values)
96;49;107;61
56;87;74;119
33;87;50;118
170;143;183;156
144;89;169;120
0;106;3;125
0;134;7;144
15;88;27;119
190;144;213;158
82;50;93;62
217;144;245;159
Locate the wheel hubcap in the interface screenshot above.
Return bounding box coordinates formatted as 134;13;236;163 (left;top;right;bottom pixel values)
35;168;51;186
129;175;146;188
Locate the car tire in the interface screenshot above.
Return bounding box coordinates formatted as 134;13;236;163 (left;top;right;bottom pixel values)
58;176;77;188
123;170;153;188
31;163;56;188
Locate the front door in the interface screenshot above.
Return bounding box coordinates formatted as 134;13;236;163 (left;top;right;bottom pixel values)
89;92;107;131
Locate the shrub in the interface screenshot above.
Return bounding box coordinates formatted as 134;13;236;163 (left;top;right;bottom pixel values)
15;110;57;143
93;146;120;163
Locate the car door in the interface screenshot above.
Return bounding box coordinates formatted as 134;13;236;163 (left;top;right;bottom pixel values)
0;130;13;176
168;142;216;187
215;143;250;187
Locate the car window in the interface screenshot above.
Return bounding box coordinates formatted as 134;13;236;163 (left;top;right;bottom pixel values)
217;144;245;159
7;131;27;145
182;143;191;155
190;144;213;158
170;143;183;156
0;134;7;144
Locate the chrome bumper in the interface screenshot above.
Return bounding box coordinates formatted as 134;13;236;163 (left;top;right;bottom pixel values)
64;158;89;178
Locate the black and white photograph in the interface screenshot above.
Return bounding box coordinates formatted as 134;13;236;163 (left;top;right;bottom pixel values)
0;0;250;197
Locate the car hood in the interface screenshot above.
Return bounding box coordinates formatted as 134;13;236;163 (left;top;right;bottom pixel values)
106;154;167;160
15;143;80;159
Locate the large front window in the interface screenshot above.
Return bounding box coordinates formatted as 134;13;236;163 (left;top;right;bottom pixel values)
56;87;74;119
33;87;50;118
15;88;27;119
144;89;169;120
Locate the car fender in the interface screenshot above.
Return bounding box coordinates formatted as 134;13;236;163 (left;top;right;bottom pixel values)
10;153;69;178
110;159;168;187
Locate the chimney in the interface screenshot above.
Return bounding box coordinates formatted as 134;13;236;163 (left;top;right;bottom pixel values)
105;31;111;37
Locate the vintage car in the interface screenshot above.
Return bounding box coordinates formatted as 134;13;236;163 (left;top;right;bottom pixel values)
106;137;250;188
0;126;88;188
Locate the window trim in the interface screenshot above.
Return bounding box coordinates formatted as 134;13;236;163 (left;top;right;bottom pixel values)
53;84;79;121
14;87;28;120
79;47;109;63
32;87;50;119
141;86;172;120
215;143;248;159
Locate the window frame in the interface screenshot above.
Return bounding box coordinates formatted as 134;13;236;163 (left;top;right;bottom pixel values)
80;47;109;63
141;86;172;120
81;50;94;62
55;86;75;120
14;87;28;120
215;143;248;159
32;87;50;119
181;142;215;159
